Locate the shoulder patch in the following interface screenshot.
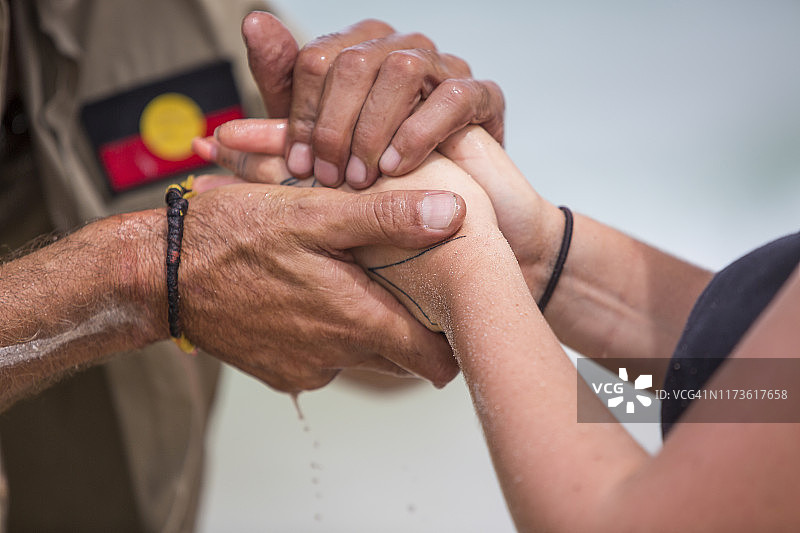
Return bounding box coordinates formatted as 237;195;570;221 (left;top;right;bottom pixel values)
81;60;244;193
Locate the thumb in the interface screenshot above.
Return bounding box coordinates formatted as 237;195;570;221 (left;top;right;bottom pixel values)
311;190;466;250
242;12;298;118
438;126;526;191
438;125;537;210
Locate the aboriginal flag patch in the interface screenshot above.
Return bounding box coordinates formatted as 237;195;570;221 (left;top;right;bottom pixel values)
81;60;244;193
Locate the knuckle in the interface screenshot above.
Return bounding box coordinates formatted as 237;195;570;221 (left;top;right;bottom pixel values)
475;83;492;119
371;191;416;238
437;78;488;123
289;116;316;142
334;46;372;73
442;53;472;76
484;80;504;101
358;18;395;35
384;50;426;77
474;80;505;123
485;80;506;111
403;32;436;50
439;78;473;108
296;44;333;79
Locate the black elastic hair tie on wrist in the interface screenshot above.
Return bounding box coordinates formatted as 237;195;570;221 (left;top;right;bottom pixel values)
165;175;197;354
537;206;573;313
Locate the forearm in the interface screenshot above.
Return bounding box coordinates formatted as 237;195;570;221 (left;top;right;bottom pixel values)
440;236;650;532
438;127;712;371
0;211;165;411
524;205;712;381
448;241;800;531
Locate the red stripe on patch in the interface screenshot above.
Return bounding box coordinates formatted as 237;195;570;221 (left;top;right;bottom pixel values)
99;105;244;192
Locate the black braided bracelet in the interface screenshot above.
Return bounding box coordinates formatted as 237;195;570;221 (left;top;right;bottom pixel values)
165;176;196;353
537;206;573;313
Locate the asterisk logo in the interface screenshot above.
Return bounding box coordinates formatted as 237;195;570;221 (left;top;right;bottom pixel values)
607;368;653;414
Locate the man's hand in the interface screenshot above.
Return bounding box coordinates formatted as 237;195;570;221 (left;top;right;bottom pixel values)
193;120;506;336
160;184;465;392
195;121;554;297
240;12;504;189
0;184;464;410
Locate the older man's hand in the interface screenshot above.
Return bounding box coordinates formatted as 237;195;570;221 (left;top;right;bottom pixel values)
239;12;504;189
158;183;464;392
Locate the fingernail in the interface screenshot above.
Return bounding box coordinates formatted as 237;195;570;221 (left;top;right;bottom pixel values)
421;193;457;230
379;145;401;173
314;158;339;186
287;143;313;175
345;155;367;186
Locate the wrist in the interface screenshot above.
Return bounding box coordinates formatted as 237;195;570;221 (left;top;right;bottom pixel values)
437;232;541;375
514;198;569;300
436;231;529;329
108;209;169;346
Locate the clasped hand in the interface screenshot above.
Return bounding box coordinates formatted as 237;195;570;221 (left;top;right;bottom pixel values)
178;13;560;394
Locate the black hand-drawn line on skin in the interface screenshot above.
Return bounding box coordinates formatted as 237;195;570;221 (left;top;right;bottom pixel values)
280;176;319;187
279;176;465;329
367;235;466;329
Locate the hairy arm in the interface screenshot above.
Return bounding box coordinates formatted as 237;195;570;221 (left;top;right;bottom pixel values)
0;182;466;411
0;212;164;411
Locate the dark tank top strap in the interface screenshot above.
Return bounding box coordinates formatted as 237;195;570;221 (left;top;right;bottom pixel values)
661;231;800;437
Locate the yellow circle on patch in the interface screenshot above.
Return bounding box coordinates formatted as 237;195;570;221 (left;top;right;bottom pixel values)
140;93;205;161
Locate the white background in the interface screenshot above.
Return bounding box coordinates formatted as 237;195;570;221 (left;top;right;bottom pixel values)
198;1;800;531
